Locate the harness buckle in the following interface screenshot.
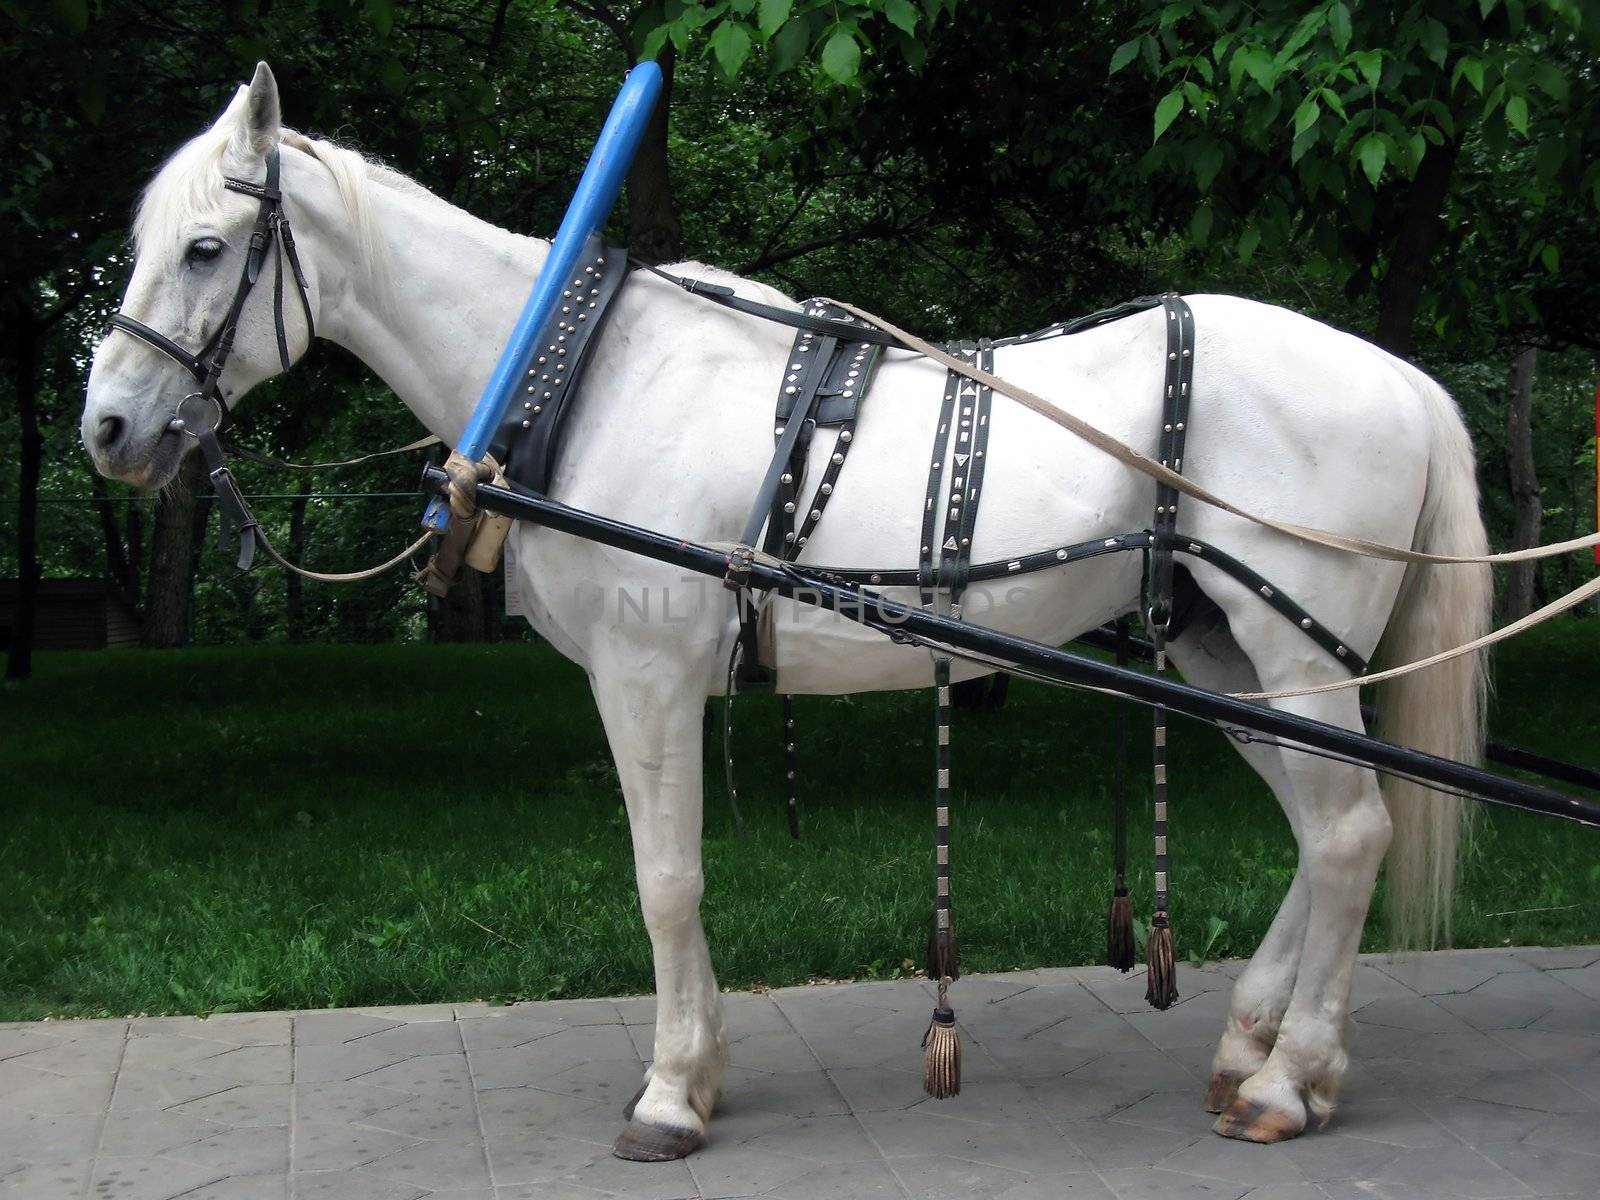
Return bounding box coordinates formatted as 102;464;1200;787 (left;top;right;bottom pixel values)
723;544;755;592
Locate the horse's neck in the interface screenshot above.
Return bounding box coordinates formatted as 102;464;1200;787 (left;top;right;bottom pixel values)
314;169;549;443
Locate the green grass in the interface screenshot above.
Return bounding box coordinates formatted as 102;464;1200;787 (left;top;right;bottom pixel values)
2;623;1598;1021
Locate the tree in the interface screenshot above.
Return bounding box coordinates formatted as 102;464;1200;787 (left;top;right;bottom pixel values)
1116;0;1600;354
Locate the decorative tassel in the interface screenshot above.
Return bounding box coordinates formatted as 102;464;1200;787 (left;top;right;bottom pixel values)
1106;886;1135;973
1145;912;1178;1010
922;980;962;1098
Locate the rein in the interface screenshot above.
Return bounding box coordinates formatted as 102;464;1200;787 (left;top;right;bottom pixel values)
106;147;429;579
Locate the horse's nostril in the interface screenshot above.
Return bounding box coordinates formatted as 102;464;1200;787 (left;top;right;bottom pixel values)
95;414;127;451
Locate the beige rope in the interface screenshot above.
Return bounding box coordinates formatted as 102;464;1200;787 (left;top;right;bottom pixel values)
1234;573;1600;700
820;296;1600;698
233;433;441;471
256;527;433;584
823;297;1600;568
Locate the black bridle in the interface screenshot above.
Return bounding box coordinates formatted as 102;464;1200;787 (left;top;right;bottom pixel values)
106;146;315;568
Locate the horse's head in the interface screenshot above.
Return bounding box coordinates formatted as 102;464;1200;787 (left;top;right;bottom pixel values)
84;62;315;488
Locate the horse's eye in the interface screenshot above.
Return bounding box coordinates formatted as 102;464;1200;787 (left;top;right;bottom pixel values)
185;237;224;265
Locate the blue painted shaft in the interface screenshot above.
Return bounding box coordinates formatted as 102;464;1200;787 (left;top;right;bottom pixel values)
424;60;663;530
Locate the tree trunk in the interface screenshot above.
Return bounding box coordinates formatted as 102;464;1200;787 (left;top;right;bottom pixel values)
1375;138;1462;357
1502;345;1541;621
92;474;134;597
285;477;311;643
438;567;487;642
142;454;207;648
626;45;683;265
5;314;42;681
125;502;144;607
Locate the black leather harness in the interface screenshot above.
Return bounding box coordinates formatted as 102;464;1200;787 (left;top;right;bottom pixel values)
105;147;315;570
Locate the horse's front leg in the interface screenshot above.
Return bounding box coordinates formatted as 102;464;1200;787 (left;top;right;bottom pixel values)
589;650;726;1161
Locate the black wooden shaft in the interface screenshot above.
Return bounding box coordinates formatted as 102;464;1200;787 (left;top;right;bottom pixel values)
427;466;1600;830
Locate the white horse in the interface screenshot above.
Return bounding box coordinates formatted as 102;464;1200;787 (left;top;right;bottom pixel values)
84;65;1491;1156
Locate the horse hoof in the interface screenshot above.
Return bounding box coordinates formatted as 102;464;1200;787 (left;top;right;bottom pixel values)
1212;1096;1305;1143
612;1118;706;1162
1204;1071;1245;1114
622;1080;647;1122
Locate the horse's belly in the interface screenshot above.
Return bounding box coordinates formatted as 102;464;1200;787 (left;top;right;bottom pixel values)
770;554;1141;694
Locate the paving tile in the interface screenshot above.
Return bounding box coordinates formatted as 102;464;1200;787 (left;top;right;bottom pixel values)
293;1012;406;1046
10;1033;127;1075
1100;1165;1250;1200
172;1083;293;1127
86;1154;228;1200
685;1143;816;1197
1353;996;1475;1034
355;1004;462;1024
1327;1098;1454;1149
4;1063;117;1115
290;1169;429;1199
744;1112;881;1162
862;1108;1087;1174
358;1091;484;1142
485;1131;613;1186
1509;947;1600;971
1056;1116;1202;1171
96;1108;217;1157
181;1177;289;1199
765;1158;906;1199
1474;1140;1600;1195
492;1184;614;1200
0;1027;60;1062
1415;1097;1546;1146
882;1153;1032;1199
362;1138;492;1191
1373;1144;1534;1198
1274;1130;1401;1182
1372;953;1531;997
170;1125;291;1175
295;1122;421;1172
554;1153;698;1199
1460;1068;1599;1114
111;1065;235;1112
458;1014;568;1053
727;1031;819;1074
194;1044;295;1086
1153;1136;1305;1187
1545;962;1600;1002
0;1158;93;1198
824;1065;930;1113
1520;1110;1600;1157
1433;971;1575;1031
294;1079;417;1126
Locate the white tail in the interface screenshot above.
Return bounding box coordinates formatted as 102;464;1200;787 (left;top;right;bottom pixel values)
1374;369;1493;948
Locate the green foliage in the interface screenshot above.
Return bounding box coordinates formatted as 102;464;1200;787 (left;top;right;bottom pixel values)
1111;0;1600;343
640;0;956;84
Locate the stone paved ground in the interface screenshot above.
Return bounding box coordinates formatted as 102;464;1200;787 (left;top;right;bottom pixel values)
2;947;1598;1200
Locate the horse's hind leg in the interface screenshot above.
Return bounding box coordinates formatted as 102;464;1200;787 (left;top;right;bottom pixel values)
1190;603;1389;1143
1167;604;1309;1114
589;650;726;1161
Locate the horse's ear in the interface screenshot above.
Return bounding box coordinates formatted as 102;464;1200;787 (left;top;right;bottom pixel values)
228;62;281;162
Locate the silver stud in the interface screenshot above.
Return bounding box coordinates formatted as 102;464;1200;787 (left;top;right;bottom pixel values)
1300;617;1313;629
596;256;605;265
1057;549;1069;560
783;502;796;514
820;482;832;495
870;573;882;584
537;355;547;364
1176;422;1184;430
810;509;822;521
1182;348;1190;357
842;389;853;398
780;472;793;485
790;362;802;370
1260;585;1273;599
533;405;542;414
523;401;532;410
562;290;571;298
785;386;797;396
961;538;970;547
1336;646;1348;657
557;348;566;356
527;385;536;394
832;453;844;465
561;305;570;314
521;419;531;428
840;430;852;442
785;532;797;543
798;536;807;545
1164;423;1172;432
776;426;785;436
578;313;587;321
573;279;583;287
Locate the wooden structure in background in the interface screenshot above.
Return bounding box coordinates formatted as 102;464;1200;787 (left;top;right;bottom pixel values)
0;579;142;651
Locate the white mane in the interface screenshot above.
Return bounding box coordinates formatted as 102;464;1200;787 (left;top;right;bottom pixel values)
133;123;419;306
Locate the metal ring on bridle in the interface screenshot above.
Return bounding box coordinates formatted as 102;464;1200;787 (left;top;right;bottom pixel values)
170;392;223;438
